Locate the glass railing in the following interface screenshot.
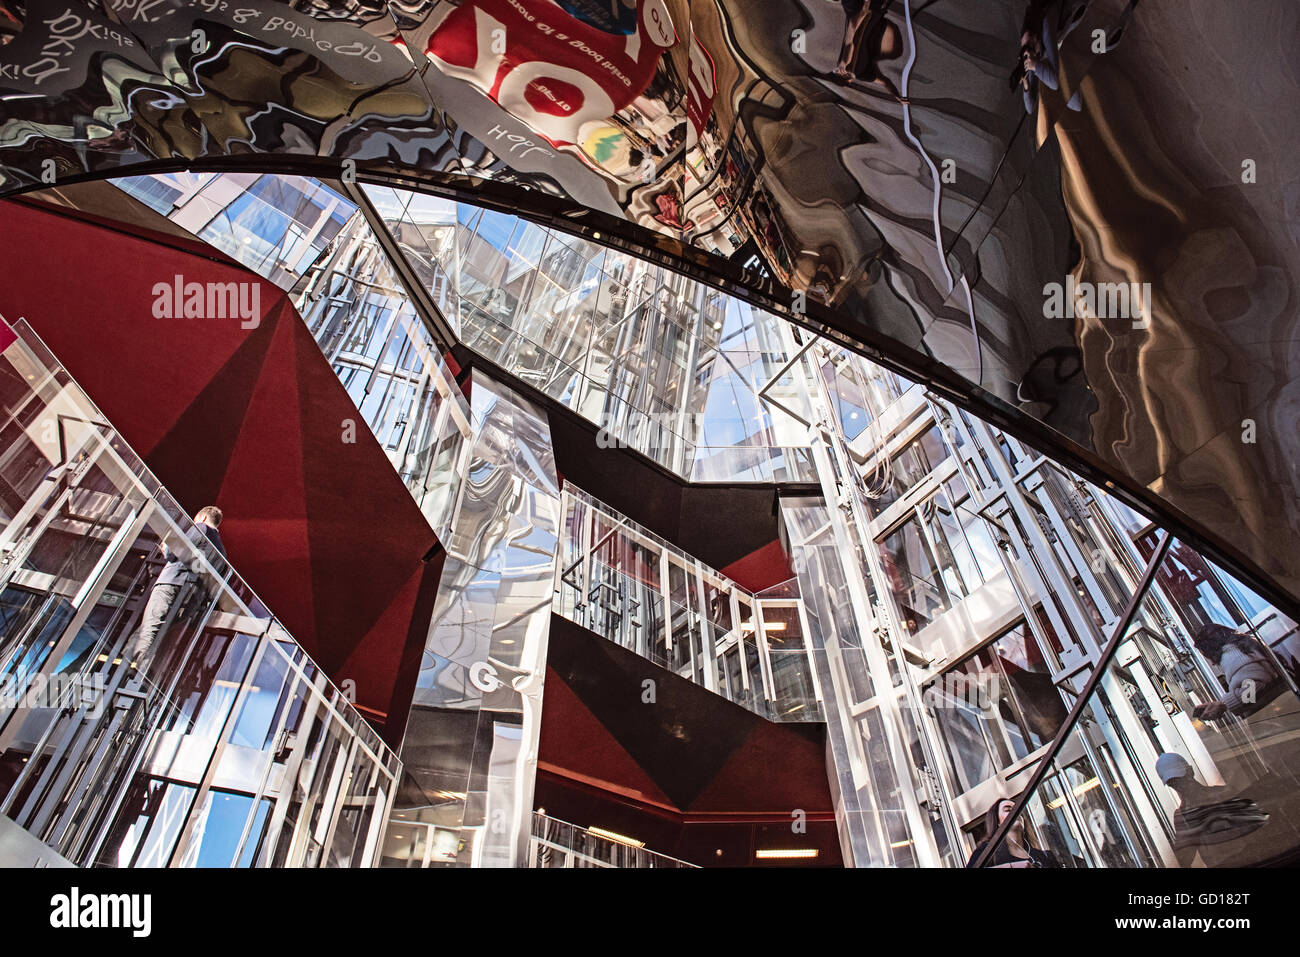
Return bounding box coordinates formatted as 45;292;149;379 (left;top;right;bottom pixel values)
364;184;815;484
554;487;822;722
689;444;816;484
528;813;696;868
0;319;400;868
973;538;1300;868
294;227;476;541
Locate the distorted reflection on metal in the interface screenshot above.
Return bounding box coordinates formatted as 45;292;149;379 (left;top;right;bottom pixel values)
389;370;559;867
0;319;398;868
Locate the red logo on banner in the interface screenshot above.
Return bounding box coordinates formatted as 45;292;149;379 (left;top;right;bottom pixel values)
428;0;677;147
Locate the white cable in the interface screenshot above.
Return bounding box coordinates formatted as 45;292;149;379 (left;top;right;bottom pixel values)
899;0;984;387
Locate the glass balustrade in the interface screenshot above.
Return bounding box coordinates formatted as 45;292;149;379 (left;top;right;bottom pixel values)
527;812;696;868
0;319;400;868
554;486;821;722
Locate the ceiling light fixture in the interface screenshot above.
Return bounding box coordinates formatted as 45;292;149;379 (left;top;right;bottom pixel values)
755;848;818;859
588;827;645;848
1047;776;1102;810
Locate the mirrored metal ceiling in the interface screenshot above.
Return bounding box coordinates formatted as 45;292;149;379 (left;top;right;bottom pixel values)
0;0;1296;603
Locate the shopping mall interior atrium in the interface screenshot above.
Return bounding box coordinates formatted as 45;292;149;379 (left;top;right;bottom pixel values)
0;0;1297;870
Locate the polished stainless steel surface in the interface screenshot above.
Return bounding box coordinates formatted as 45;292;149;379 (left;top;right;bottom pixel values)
391;368;559;866
0;0;1295;604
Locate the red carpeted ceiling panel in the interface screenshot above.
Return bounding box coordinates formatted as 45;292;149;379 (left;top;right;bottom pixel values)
685;722;834;814
720;539;795;593
538;666;675;808
0;199;441;745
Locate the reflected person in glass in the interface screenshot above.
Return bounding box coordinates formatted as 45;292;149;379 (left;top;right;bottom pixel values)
965;798;1058;868
1155;752;1268;866
1191;624;1289;721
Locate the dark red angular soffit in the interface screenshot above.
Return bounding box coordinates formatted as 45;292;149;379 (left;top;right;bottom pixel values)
0;198;442;745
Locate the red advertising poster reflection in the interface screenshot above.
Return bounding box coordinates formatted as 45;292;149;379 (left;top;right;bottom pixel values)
427;0;677;147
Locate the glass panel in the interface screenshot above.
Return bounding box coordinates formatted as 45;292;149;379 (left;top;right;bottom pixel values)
986;592;1300;868
989;623;1068;756
866;424;948;518
878;515;949;636
129;782;197;869
181;789;259;868
0;320;398;869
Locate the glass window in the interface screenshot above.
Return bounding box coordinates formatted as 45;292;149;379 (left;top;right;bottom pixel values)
867;424;948;518
1213;562;1271;622
922;495;975;598
164;630;258;740
181;790;264;867
228;649;291;750
1140;534;1245;634
119;780;197;868
926;621;1067;794
925;652;1006;793
878;515;949;636
989;623;1067;757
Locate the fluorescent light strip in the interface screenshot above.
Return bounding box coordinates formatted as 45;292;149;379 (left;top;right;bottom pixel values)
1047;776;1101;810
755;848;818;859
587;827;645;848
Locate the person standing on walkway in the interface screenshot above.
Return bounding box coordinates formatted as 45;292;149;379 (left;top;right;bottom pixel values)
127;505;226;662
